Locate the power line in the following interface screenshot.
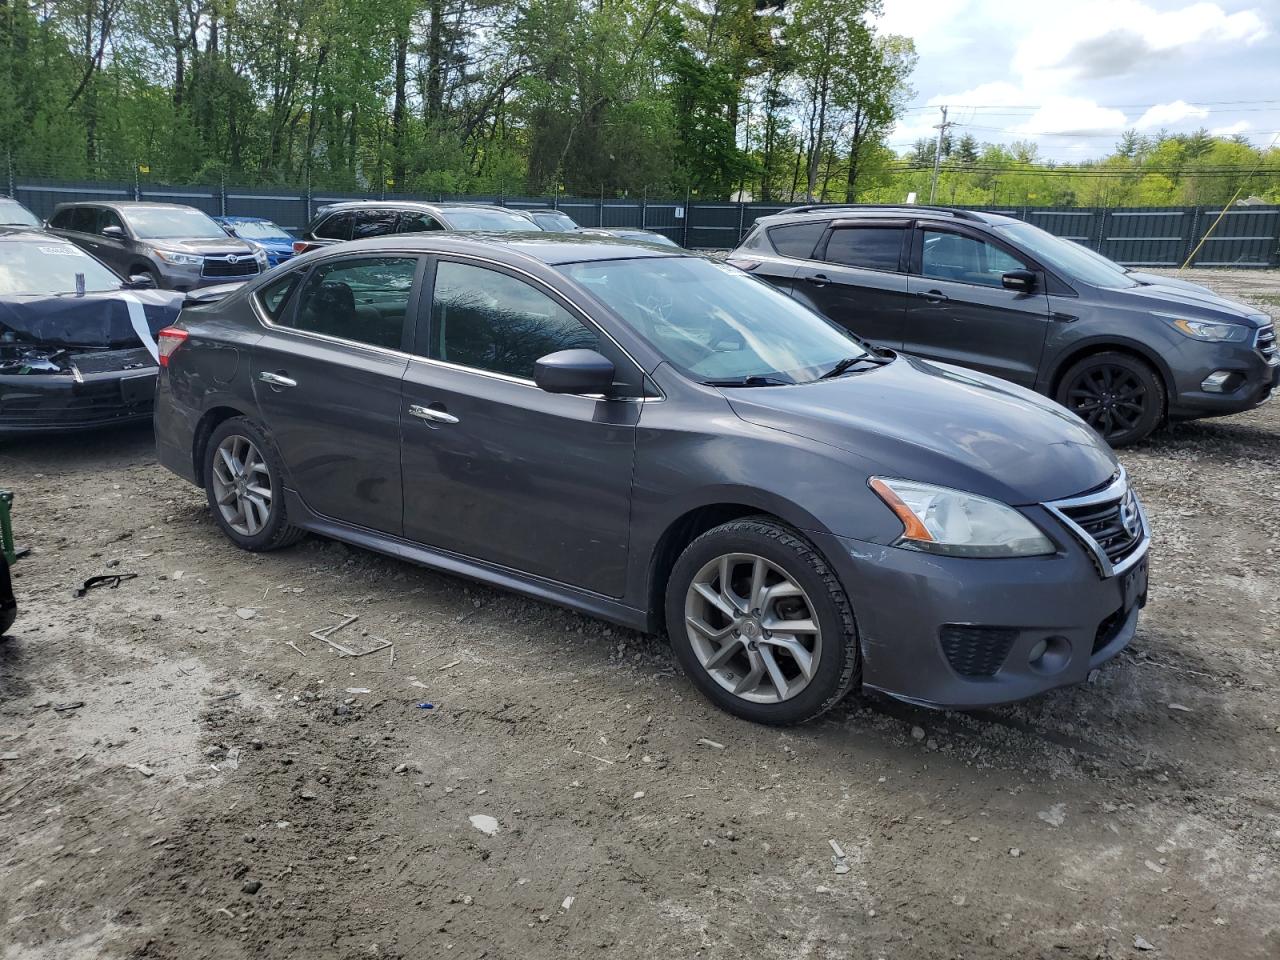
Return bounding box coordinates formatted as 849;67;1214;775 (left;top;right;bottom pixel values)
899;98;1280;114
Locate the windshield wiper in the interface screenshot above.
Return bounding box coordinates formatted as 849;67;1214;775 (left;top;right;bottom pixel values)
818;354;892;380
703;375;794;387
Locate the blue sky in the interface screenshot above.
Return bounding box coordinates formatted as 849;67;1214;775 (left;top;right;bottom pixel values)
876;0;1279;160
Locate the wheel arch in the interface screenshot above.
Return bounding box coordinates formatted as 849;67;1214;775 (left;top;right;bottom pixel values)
191;404;254;479
1048;338;1174;407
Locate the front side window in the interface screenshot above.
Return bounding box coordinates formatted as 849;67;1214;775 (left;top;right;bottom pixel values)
70;207;98;233
994;221;1137;289
121;206;225;240
285;257;417;350
0;240;122;295
429;260;597;379
96;209;125;236
824;226;905;271
919;229;1029;288
352;209;399;239
398;211;444;233
767;220;825;259
562;256;872;384
314;212;354;241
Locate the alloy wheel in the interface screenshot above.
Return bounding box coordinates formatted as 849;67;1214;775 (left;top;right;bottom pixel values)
1065;364;1148;438
211;434;274;537
683;552;822;704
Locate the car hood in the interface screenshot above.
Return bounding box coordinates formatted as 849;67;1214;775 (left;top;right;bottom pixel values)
0;288;182;351
1127;270;1213;294
147;237;257;256
1111;280;1269;323
723;355;1118;505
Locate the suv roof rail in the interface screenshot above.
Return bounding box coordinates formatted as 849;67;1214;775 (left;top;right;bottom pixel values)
775;203;985;222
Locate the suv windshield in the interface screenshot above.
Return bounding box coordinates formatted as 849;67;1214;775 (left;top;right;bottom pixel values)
562;257;874;384
0;240;122;295
0;199;39;227
443;208;538;231
531;211;580;232
994;221;1138;289
228;220;289;240
123;207;228;240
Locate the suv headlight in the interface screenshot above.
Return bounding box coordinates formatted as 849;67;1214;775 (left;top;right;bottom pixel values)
1156;314;1248;343
252;248;269;266
869;478;1055;558
154;249;203;266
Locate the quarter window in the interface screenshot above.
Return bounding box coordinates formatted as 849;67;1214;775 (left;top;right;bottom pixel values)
919;230;1029;288
398;211;445;233
824;226;905;271
767;221;825;259
285;257;418;350
257;271;301;321
428;260;598;379
314;212;354;241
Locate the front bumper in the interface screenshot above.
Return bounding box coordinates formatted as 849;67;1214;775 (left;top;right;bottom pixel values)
155;260;262;292
1166;334;1279;419
0;365;157;436
812;519;1148;709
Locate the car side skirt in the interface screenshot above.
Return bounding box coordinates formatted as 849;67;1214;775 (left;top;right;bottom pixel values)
282;489;651;633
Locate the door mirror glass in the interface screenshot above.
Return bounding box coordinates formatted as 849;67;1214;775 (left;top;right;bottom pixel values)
534;349;615;395
1002;269;1037;293
123;272;157;289
101;224;125;239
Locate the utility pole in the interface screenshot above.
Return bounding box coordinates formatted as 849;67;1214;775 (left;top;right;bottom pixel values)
928;106;953;204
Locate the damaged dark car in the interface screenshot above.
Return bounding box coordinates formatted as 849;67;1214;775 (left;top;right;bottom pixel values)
0;227;184;436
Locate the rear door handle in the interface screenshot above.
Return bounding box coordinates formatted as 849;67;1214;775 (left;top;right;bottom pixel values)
258;371;297;388
918;289;949;303
409;404;459;425
805;273;830;288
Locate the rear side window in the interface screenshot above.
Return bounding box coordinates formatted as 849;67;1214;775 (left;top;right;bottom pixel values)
398;211;444;233
824;226;906;271
285;256;418;350
49;208;76;229
352;209;399;239
767;221;825;259
313;212;354;241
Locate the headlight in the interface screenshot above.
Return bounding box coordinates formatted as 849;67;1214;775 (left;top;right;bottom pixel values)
869;478;1055;558
154;249;203;266
253;248;269;265
1157;314;1248;343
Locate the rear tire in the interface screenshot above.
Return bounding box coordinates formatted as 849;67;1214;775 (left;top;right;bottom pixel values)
1056;351;1165;447
665;516;860;725
203;417;304;551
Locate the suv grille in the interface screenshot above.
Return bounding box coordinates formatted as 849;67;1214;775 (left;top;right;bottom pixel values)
1258;324;1277;365
201;255;260;279
939;625;1016;678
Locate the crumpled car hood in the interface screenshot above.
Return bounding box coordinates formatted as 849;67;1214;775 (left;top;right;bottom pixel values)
0;289;182;350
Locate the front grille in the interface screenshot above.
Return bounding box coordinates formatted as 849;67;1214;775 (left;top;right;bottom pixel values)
1093;606;1127;655
201;255;260;279
1258;324;1277;365
1058;489;1144;568
70;347;156;375
939;625;1017;678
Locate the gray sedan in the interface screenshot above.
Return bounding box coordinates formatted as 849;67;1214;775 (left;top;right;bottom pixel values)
152;234;1148;723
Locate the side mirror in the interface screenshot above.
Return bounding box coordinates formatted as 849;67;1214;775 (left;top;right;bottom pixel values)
534;349;615;396
123;273;157;290
101;225;125;239
222;225;239;237
1002;269;1037;293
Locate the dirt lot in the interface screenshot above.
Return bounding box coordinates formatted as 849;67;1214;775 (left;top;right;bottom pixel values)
2;270;1278;960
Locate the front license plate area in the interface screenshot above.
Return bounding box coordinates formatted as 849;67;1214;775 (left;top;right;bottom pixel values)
1122;557;1148;612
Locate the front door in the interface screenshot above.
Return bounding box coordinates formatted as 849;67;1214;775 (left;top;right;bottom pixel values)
790;220;910;350
400;257;639;598
250;254;424;535
903;225;1050;387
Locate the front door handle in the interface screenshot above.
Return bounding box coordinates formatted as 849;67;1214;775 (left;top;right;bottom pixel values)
918;289;949;303
258;371;297;388
409;404;459;425
805;273;830;288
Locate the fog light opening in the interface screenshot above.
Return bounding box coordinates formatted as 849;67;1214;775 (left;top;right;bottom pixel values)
1201;370;1238;393
1028;635;1071;675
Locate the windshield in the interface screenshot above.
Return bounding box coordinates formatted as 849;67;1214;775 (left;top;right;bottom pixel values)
994;221;1138;289
531;211;580;232
443;208;539;231
227;220;290;240
562;257;873;384
123;207;228;240
0;199;39;227
0;240;122;295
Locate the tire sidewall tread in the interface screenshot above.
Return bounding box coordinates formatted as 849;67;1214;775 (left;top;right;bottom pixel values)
203;416;304;552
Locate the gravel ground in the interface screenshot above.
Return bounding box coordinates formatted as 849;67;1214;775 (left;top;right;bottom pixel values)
1;271;1278;960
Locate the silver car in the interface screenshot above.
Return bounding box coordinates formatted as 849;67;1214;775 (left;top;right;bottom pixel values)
48;201;267;291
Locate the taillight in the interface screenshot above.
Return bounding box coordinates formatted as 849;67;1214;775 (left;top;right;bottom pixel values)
157;327;189;367
292;240;317;255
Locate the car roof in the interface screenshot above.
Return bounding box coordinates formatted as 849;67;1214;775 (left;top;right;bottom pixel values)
51;200;203;210
216;215;277;223
755;204;1020;227
311;232;686;266
314;200;522;215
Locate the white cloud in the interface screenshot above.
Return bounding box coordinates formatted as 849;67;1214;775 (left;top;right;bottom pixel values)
877;0;973;52
1009;98;1129;136
1135;100;1211;129
1210;119;1251;137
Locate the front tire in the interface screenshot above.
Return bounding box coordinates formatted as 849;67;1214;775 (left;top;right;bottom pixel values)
203;417;304;551
1056;351;1165;447
665;517;860;725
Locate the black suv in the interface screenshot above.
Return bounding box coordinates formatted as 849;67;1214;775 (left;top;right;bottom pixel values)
293;201;538;254
730;205;1278;445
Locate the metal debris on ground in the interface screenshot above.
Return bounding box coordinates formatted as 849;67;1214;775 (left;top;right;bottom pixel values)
236;608;257;620
284;640;307;657
439;659;462;670
52;701;85;712
72;573;137;598
307;613;393;657
696;738;725;750
829;838;851;874
416;702;435;710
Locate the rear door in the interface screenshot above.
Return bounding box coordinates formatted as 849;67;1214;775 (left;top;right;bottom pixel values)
790;220;909;350
733;219;828;294
904;224;1051;387
250;254;424;535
